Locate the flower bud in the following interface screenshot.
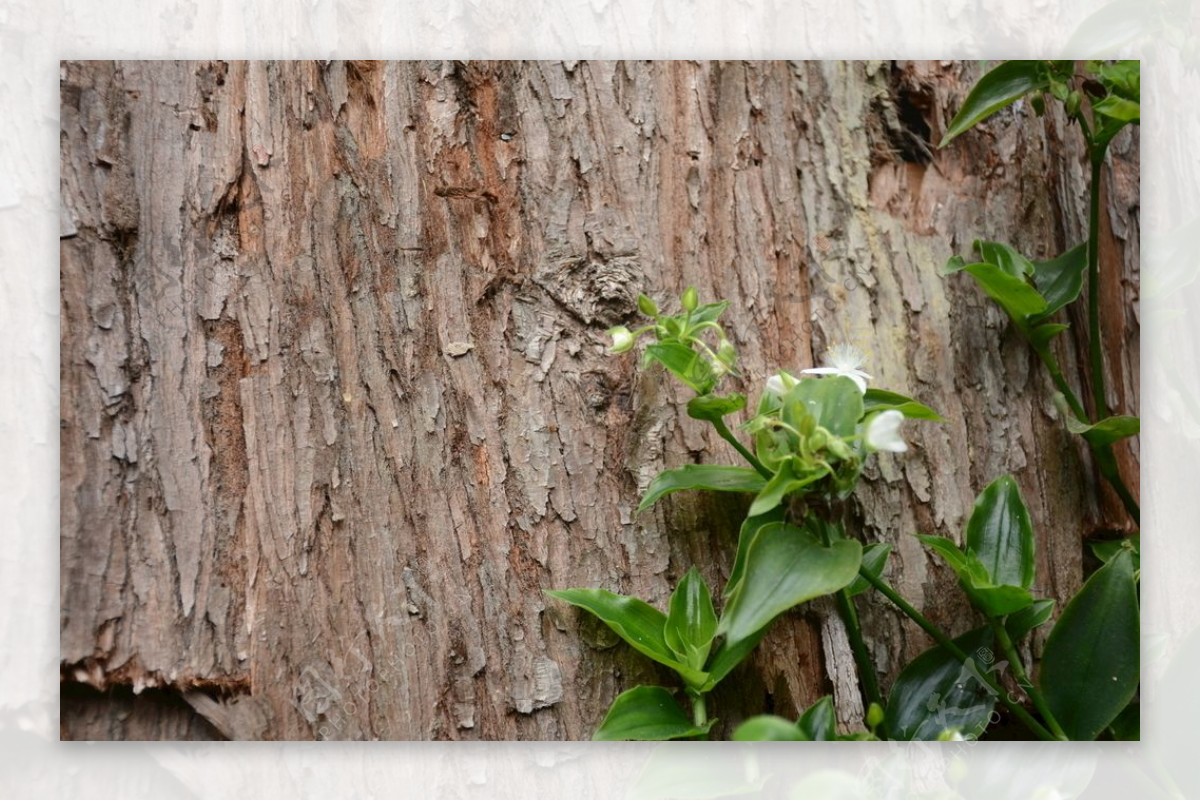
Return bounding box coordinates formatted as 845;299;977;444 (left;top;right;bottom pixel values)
637;293;659;317
717;339;737;367
608;326;635;353
865;409;907;453
681;286;698;312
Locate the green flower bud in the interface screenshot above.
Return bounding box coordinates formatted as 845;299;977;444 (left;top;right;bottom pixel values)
681;286;698;312
608;326;635;353
717;339;737;367
637;293;659;317
1030;93;1046;117
798;414;816;437
807;429;828;452
867;702;885;731
1066;90;1082;117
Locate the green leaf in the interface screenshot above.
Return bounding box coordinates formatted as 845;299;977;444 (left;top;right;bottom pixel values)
846;542;893;597
1039;550;1139;741
725;508;786;599
1065;414;1140;448
689;300;730;326
1097;60;1139;101
543;588;708;689
788;376;863;437
974;240;1035;279
960;262;1049;326
1090;535;1139;573
592;685;713;741
746;457;829;517
638;464;767;513
644;341;715;394
1005;598;1055;643
732;715;809;741
797;695;837;741
1093;94;1140;123
1029;322;1070;351
686;393;746;423
717;520;862;647
965;475;1036;590
664;568;718;670
1030;243;1087;320
940;61;1049;147
886;626;998;740
917;534;1033;617
1107;701;1140;741
701;627;769;691
862;388;943;422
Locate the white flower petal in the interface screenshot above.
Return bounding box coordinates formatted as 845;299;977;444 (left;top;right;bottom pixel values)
866;410;907;453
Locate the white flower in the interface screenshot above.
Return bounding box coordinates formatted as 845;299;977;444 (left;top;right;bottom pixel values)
764;370;798;399
802;343;873;393
865;410;907;453
608;326;634;353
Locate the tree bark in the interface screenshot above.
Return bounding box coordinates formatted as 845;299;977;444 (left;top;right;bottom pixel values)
60;59;1138;740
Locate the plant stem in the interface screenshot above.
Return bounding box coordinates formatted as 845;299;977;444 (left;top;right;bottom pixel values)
711;417;771;479
1033;346;1088;423
1087;149;1108;421
690;692;708;729
990;619;1069;740
858;568;1063;741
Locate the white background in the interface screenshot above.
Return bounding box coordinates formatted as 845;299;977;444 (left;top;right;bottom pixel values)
2;0;1194;796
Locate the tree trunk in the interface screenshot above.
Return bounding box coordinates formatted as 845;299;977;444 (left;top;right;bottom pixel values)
60;59;1138;740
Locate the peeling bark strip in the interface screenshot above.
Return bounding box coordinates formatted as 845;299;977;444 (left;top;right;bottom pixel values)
60;61;1138;740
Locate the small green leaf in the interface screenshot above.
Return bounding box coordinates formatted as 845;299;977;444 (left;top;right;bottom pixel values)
1039;550;1140;741
1065;414;1140;447
732;715;808;741
974;240;1035;279
886;626;998;740
940;61;1049;147
1090;535;1139;573
664;568;718;670
942;254;968;275
543;588;708;688
1005;598;1055;643
846;542;893;597
959;262;1049;325
638;464;767;513
718;520;861;647
862;389;943;421
1029;322;1070;351
701;627;769;691
644;341;715;394
797;695;837;741
686;393;746;423
746;457;829;517
689;300;731;326
592;685;713;741
917;534;1034;617
1030;243;1087;320
1093;94;1140;123
966;475;1036;590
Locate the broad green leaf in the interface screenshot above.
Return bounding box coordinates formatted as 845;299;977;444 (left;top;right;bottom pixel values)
846;542;893;597
1039;550;1139;741
1107;701;1140;741
701;626;769;691
1097;60;1139;101
1030;243;1087;320
1093;94;1140;123
592;685;713;741
644;341;715;394
686;392;746;423
732;715;808;741
975;240;1035;279
940;61;1048;147
960;262;1049;325
638;464;767;512
746;457;829;517
965;584;1035;617
1065;414;1140;448
862;389;943;421
664;567;718;670
788;375;863;437
543;588;708;688
1005;598;1055;643
725;508;786;599
886;626;998;740
797;695;837;741
717;521;861;646
1029;322;1070;351
966;475;1035;590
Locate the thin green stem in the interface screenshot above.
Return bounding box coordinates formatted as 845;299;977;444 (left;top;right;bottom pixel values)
990;619;1069;740
711;417;771;479
859;568;1063;741
1033;346;1088;423
835;589;885;714
690;691;708;729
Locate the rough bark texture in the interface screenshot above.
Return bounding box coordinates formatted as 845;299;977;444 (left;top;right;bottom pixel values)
60;60;1138;740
